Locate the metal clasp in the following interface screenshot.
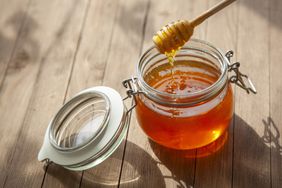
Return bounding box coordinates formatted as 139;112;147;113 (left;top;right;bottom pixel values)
122;77;139;98
122;77;144;113
225;51;257;94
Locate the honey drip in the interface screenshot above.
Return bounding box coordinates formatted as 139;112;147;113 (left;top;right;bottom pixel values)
153;0;236;55
153;20;193;55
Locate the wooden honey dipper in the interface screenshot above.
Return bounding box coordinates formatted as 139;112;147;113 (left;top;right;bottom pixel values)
153;0;236;54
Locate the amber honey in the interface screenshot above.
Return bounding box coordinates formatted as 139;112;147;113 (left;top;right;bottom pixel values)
135;59;233;150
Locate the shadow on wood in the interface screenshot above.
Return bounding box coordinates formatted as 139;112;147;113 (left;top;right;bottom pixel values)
45;140;164;187
81;141;165;188
262;117;282;154
148;114;281;188
0;10;40;88
43;114;281;187
0;10;41;187
241;0;282;31
44;164;82;187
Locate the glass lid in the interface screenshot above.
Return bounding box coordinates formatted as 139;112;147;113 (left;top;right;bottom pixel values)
49;92;110;152
38;86;129;171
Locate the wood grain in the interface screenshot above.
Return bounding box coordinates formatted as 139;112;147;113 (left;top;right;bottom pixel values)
193;0;237;187
269;0;282;187
0;0;30;88
233;0;271;187
119;0;209;187
65;0;119;97
0;0;281;187
59;0;121;187
82;0;150;187
1;0;89;187
41;0;122;187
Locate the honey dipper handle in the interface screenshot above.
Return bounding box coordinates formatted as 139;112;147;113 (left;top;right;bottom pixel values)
190;0;236;27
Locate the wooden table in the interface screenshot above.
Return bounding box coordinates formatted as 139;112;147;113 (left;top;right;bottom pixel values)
0;0;281;187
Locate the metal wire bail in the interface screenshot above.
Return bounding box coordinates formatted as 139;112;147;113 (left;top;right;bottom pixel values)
225;51;257;94
122;77;144;113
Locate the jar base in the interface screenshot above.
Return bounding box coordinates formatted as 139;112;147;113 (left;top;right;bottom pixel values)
149;131;228;158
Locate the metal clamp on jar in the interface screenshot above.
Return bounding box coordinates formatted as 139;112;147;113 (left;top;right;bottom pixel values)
38;39;256;171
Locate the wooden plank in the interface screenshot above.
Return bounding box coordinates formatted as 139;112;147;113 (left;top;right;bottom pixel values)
45;0;121;187
0;0;30;88
65;0;119;97
1;0;89;187
233;0;270;187
193;0;238;187
269;0;282;187
78;0;150;187
119;0;209;187
41;0;121;187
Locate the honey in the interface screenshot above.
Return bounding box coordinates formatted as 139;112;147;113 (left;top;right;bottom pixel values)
153;20;193;55
135;59;233;150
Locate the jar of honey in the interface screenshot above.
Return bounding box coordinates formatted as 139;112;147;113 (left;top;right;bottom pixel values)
38;39;255;170
126;39;256;150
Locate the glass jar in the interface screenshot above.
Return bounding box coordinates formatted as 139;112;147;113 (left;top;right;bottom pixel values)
134;39;237;150
38;39;255;170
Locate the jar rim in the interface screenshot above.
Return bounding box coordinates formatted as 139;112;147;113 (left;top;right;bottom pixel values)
136;38;229;105
49;91;111;152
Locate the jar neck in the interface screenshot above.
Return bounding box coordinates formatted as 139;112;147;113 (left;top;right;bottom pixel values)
137;39;229;106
